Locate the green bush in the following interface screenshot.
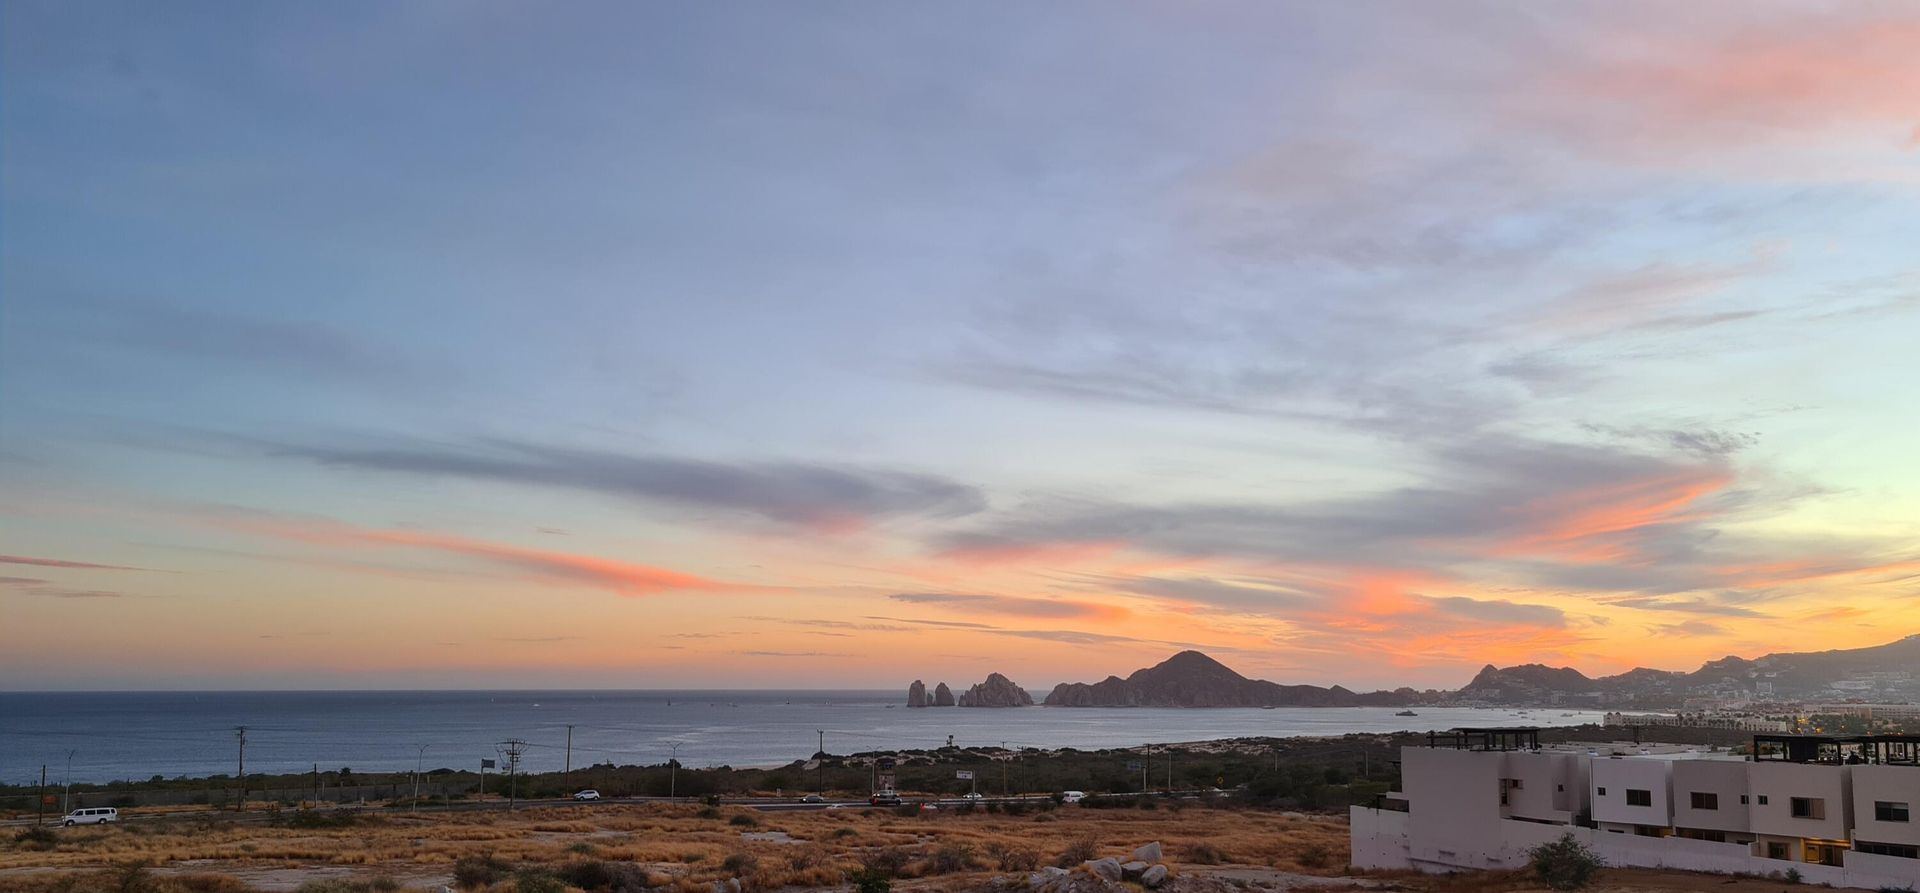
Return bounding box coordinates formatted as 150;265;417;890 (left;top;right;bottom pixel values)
721;851;757;875
1185;842;1226;865
727;812;759;827
846;867;892;893
1529;832;1603;891
987;842;1039;872
510;869;566;893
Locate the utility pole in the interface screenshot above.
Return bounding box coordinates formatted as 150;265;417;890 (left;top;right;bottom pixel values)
37;765;47;826
313;764;320;807
500;740;526;810
1167;750;1174;793
62;749;76;815
668;742;681;800
564;725;573;792
234;727;248;812
412;745;429;812
816;731;825;793
1001;742;1009;796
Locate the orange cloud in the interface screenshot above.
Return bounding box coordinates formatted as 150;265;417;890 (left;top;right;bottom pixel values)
215;514;737;596
1496;468;1731;563
1547;17;1920;160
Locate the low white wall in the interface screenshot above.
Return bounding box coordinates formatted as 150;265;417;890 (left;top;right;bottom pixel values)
1350;809;1920;890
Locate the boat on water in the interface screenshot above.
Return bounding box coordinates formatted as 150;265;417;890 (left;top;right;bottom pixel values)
1395;710;1418;716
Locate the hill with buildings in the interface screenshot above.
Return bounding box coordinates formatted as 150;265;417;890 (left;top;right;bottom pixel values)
1460;634;1920;707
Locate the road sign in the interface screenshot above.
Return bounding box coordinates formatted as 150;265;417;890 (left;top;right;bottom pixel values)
956;770;974;780
1126;761;1142;771
481;759;496;769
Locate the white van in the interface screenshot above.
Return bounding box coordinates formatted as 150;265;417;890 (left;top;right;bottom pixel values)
63;807;118;826
1060;790;1085;804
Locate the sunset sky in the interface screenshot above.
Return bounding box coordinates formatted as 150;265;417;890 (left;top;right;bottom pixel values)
4;2;1919;691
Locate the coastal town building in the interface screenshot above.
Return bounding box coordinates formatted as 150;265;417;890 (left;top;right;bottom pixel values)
1351;729;1920;890
1604;711;1795;733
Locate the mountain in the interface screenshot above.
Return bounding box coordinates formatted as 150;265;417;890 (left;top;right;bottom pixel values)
1043;651;1388;707
907;680;928;708
1461;634;1920;707
956;673;1034;707
932;682;956;707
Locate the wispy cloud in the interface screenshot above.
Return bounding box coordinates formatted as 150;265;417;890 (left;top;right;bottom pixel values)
888;592;1125;620
211;511;745;597
262;438;986;530
0;554;143;571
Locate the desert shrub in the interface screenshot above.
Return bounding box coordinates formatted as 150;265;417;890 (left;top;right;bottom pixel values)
862;846;911;877
830;827;858;839
727;813;759;827
568;841;598;855
929;843;977;874
280;810;359;829
1055;836;1100;868
721;851;758;875
703;794;723;806
786;846;831;871
1184;842;1226;865
1529;832;1603;891
452;853;510;889
986;842;1040;872
846;867;892;893
1786;868;1804;885
13;825;58;850
510;868;566;893
697;806;722;819
1297;843;1332;869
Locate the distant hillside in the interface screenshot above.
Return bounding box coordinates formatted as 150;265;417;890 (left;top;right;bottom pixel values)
1043;651;1412;707
1461;634;1920;707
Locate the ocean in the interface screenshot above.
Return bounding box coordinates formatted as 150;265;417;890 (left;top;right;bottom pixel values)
0;690;1604;785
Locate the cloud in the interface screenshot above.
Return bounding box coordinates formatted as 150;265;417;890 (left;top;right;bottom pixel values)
738;651;851;658
494;636;582;643
212;511;742;597
0;554;143;571
265;438;986;530
888;592;1125;620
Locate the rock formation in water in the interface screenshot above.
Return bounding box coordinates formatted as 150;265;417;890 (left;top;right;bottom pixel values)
932;682;956;706
956;672;1034;707
907;680;928;708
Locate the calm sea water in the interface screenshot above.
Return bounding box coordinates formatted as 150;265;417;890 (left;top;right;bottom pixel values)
0;691;1604;785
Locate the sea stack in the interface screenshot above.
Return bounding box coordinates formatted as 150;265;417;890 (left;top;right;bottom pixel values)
932;682;956;706
957;673;1034;707
907;680;928;708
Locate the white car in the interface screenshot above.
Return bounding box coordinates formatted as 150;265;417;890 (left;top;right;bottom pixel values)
961;792;985;801
572;789;602;801
1060;791;1085;804
63;807;118;826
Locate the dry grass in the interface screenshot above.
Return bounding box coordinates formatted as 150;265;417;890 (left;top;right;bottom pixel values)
0;802;1351;890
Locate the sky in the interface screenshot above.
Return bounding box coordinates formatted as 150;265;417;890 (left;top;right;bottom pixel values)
3;2;1919;691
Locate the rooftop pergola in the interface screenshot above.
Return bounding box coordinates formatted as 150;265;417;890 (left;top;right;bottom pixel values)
1426;727;1541;751
1752;734;1920;765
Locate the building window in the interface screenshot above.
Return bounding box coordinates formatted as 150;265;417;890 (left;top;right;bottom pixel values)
1627;789;1652;807
1790;797;1825;819
1877;801;1911;823
1767;842;1790;860
1740;795;1749;804
1857;842;1920;859
1597;787;1607;796
1691;792;1719;810
1757;795;1769;805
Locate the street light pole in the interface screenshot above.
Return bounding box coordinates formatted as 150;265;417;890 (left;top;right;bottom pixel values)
412;745;429;812
63;750;76;814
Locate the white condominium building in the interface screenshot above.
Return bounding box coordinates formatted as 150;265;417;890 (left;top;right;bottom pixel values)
1352;728;1920;891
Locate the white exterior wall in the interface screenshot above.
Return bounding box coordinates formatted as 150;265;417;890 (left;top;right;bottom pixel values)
1402;747;1507;869
1750;762;1851;842
1848;765;1920;847
1672;760;1752;836
1591;757;1673;830
1501;751;1587;824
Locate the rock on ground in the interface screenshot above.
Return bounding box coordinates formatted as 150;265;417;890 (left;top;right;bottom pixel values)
1086;857;1123;882
1133;841;1164;863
